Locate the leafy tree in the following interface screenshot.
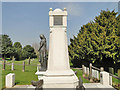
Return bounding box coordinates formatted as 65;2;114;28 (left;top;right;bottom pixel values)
13;42;22;60
14;42;22;49
69;10;120;68
22;45;37;59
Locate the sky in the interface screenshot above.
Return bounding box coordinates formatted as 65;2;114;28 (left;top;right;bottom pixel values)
2;2;119;48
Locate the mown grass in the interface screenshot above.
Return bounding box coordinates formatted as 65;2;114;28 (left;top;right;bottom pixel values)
72;68;90;83
1;59;119;89
1;59;39;89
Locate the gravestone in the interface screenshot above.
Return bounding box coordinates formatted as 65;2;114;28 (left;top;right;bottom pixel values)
42;8;79;88
11;63;14;71
109;67;114;74
84;67;87;74
92;69;95;78
6;73;15;88
86;68;89;75
118;69;120;77
100;72;109;86
109;76;112;85
96;70;99;80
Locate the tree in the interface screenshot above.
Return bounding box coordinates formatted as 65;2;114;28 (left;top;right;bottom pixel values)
69;10;120;68
13;42;22;60
14;42;22;49
1;34;14;59
22;45;37;59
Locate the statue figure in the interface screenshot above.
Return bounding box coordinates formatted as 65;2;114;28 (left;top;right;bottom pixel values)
38;34;47;71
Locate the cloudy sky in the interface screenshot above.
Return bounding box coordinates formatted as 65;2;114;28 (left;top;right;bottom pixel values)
2;2;119;48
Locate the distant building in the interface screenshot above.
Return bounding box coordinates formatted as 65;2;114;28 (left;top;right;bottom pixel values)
118;1;120;15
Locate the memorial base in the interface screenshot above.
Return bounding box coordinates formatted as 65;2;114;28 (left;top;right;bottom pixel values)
43;70;79;88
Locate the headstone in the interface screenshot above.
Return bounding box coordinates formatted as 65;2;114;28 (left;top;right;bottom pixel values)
100;72;109;86
82;65;85;77
92;69;95;78
84;67;86;74
96;70;99;80
94;70;97;79
86;68;89;75
118;69;120;77
109;76;112;85
11;63;14;71
109;67;114;74
6;73;15;88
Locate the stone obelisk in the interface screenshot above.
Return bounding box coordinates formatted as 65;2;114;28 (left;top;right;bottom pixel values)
43;8;79;88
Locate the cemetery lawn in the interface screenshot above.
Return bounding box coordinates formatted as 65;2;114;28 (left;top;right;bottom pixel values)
1;59;39;89
1;59;119;89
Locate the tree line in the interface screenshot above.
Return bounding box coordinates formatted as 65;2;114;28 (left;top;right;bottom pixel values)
0;34;37;60
68;10;120;70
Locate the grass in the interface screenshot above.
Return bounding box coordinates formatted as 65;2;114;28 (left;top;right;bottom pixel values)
1;59;119;89
72;68;90;83
1;58;39;89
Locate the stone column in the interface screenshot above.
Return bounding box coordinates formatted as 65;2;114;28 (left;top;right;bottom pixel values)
100;67;104;72
89;63;93;82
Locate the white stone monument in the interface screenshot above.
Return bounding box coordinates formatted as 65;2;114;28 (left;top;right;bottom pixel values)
43;8;79;88
100;72;110;86
6;73;15;88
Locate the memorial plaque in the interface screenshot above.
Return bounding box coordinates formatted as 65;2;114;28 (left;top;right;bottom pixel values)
54;15;63;25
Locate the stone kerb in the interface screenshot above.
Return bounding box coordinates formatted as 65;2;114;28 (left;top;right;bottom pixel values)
6;73;15;88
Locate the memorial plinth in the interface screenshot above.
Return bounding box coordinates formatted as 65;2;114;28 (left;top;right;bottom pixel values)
43;8;79;88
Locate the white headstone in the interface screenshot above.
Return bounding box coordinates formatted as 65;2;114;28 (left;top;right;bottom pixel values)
11;63;14;71
84;67;87;74
6;73;15;88
109;76;112;85
92;69;95;78
100;72;109;86
86;68;89;75
96;70;99;80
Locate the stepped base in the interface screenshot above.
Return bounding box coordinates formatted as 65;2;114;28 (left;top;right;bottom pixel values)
43;69;79;88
